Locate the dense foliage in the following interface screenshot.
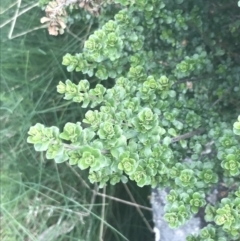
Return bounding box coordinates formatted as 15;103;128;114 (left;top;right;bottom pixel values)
28;0;240;239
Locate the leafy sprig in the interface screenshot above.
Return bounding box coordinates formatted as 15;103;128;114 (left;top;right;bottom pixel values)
30;0;240;238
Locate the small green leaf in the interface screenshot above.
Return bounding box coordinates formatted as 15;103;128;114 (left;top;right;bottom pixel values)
163;136;172;146
168;128;177;137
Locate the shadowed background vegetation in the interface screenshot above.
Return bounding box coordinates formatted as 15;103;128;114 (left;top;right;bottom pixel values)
0;1;153;240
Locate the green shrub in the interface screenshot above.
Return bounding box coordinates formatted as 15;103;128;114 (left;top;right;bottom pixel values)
28;0;240;239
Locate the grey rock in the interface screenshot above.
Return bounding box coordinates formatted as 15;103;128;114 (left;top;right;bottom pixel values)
151;188;201;241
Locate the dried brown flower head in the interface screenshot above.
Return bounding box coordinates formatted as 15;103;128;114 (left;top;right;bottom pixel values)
40;0;103;35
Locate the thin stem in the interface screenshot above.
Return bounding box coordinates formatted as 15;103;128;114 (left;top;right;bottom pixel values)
212;86;233;107
99;186;106;241
0;1;18;15
9;24;48;39
8;0;22;39
66;163;90;189
95;192;152;211
66;163;152;211
0;2;38;28
123;184;153;233
171;128;205;143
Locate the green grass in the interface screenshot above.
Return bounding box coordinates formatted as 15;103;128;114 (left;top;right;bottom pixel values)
0;1;153;240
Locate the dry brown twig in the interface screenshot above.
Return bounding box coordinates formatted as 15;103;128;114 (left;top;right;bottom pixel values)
40;0;102;36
